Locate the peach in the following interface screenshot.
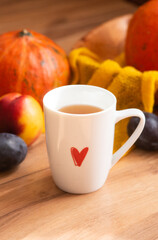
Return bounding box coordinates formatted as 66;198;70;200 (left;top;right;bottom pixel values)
0;93;44;146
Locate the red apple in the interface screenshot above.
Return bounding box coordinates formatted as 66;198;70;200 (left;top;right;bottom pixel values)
0;93;44;146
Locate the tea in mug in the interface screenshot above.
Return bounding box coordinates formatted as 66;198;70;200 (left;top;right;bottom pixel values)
59;104;103;114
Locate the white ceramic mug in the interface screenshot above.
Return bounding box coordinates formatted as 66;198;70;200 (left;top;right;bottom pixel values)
43;85;145;194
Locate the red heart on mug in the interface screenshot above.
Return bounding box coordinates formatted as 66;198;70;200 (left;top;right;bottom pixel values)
71;147;89;167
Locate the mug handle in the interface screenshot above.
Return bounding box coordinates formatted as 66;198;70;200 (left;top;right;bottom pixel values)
111;109;145;167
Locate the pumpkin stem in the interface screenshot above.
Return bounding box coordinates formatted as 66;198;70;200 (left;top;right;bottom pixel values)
19;29;32;37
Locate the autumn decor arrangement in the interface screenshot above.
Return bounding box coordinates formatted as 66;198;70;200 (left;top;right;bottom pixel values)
69;0;158;153
1;0;158;171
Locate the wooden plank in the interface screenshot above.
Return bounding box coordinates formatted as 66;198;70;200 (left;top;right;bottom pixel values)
0;138;157;239
0;0;137;52
0;135;49;185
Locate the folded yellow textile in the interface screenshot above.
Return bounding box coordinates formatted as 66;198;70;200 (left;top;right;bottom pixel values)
88;60;121;89
69;47;158;153
114;52;126;67
69;47;101;84
107;66;143;152
141;71;158;113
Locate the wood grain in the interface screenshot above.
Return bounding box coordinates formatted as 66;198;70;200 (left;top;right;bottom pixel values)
0;0;158;240
0;0;136;53
0;135;158;240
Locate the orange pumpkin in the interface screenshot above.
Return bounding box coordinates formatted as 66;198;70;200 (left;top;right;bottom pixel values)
0;29;70;106
125;0;158;71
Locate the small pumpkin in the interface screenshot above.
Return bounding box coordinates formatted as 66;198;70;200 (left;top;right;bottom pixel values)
0;29;70;106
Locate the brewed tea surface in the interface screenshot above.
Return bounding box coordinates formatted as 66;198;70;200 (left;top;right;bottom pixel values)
59;104;103;114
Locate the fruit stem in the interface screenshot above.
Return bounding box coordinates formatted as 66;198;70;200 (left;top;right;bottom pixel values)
19;29;32;37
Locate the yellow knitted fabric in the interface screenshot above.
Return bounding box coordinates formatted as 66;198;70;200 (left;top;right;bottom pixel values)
69;47;158;153
107;66;143;152
88;60;121;89
141;71;158;113
114;52;126;67
69;47;101;84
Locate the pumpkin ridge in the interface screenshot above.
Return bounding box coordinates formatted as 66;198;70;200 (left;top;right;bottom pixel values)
38;44;59;88
16;37;28;92
0;31;18;42
32;40;59;80
22;41;56;99
0;38;19;63
33;38;66;58
28;30;62;49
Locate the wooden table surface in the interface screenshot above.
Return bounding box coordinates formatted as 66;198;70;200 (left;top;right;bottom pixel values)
0;0;158;239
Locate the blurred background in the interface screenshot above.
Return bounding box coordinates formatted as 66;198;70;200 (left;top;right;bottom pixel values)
0;0;147;52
